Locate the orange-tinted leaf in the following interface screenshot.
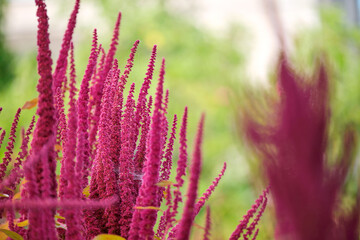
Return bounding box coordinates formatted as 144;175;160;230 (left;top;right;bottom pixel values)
92;234;126;240
156;180;173;187
134;206;163;212
22;98;38;110
0;229;24;240
55;144;63;151
83;186;90;198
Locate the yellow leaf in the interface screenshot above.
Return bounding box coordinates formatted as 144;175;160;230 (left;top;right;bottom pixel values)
0;229;24;240
133;206;163;212
154;236;161;240
21;98;38;110
55;215;65;220
155;180;173;187
0;193;9;198
15;220;29;227
83;186;90;198
92;234;126;240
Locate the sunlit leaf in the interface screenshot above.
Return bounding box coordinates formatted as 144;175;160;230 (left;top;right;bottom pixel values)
156;180;173;187
12;192;21;200
15;220;29;227
92;234;126;240
154;235;161;240
0;229;24;240
83;186;90;198
21;98;38;110
55;215;65;220
0;193;9;198
134;206;163;212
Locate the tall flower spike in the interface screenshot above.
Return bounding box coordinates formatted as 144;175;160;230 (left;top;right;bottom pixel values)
160;114;177;181
32;0;57;196
203;206;211;240
129;58;165;240
77;29;98;189
0;108;21;182
133;95;153;194
89;12;121;160
53;0;80;92
117;83;137;238
85;66;118;239
62;46;82;240
194;161;227;215
168;107;188;226
2;116;35;192
176;114;205;240
133;45;157;144
176;106;188;188
53;0;80;156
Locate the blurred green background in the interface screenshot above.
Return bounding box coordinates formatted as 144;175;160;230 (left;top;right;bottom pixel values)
0;0;359;239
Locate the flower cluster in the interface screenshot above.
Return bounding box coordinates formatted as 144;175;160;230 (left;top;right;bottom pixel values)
0;1;268;240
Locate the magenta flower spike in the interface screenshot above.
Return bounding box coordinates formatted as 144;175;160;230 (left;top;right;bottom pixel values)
176;113;205;240
85;66;118;239
229;189;268;240
53;0;80;93
156;185;173;239
0;108;21;183
0;130;6;151
31;0;57;198
133;45;157;143
133;95;153;194
175;106;188;188
160;114;177;181
244;56;358;240
168;107;188;224
89;13;121;159
61;47;83;240
53;0;80;152
1;116;35;192
203;206;211;240
129;58;165;240
194;161;227;216
39;137;57;240
77;29;99;189
119;40;140;89
116;83;137;238
243;189;269;240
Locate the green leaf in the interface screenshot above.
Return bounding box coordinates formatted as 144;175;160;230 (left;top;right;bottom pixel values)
92;234;126;240
0;229;24;240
